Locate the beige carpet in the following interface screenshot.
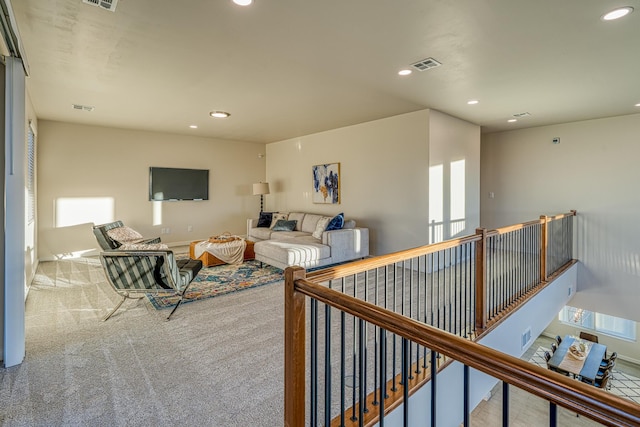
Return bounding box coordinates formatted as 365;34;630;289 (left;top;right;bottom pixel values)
0;256;285;426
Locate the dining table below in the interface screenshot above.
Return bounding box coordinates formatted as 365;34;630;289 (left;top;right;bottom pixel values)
547;335;607;384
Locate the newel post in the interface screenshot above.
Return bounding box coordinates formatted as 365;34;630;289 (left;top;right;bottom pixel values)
475;228;488;331
284;266;307;427
540;215;548;283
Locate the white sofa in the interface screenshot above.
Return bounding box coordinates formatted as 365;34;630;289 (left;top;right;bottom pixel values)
247;212;369;270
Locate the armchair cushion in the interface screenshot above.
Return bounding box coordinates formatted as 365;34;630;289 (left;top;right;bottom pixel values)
106;226;144;244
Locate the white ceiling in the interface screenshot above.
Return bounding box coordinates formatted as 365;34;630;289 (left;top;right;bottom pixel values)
11;0;640;143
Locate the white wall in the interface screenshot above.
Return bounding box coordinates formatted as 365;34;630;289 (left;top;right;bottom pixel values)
428;109;481;242
37;121;267;259
481;113;640;323
266;109;480;256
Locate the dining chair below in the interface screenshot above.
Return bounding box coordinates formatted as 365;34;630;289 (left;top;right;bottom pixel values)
601;351;617;367
579;331;599;343
555;335;563;345
551;342;557;353
593;371;611;390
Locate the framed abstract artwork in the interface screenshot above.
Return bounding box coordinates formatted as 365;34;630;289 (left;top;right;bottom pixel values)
312;163;340;204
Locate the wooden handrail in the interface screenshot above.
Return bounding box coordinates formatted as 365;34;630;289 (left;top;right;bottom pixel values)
307;233;481;283
289;276;640;427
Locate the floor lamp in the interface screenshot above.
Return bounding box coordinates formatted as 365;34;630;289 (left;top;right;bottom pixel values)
252;182;270;213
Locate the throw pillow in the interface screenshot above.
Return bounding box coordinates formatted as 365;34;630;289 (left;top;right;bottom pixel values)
106;226;144;243
270;213;289;228
119;242;169;250
312;216;332;239
257;212;273;228
272;219;297;231
326;212;344;231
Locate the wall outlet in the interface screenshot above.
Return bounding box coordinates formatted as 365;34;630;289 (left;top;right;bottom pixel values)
187;225;193;232
165;227;170;234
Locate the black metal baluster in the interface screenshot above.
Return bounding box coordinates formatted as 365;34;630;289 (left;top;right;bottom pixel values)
324;302;331;427
391;263;398;392
463;364;470;427
503;382;509;427
430;349;437;427
549;402;557;427
311;299;318;427
340;310;346;427
373;269;379;407
379;327;386;427
358;318;366;426
402;338;410;425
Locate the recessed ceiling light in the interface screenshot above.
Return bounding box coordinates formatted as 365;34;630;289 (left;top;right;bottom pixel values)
210;111;231;118
508;119;517;123
635;103;640;107
189;125;198;129
602;6;633;21
467;100;479;105
398;69;412;76
233;0;253;5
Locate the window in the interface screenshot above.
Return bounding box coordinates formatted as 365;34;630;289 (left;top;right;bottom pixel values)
27;122;36;224
559;305;636;341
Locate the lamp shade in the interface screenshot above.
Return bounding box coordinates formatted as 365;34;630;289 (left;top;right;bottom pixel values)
252;182;270;195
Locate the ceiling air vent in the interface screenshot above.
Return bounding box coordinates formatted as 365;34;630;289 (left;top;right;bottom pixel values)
410;57;442;72
82;0;118;12
72;104;95;112
512;112;531;118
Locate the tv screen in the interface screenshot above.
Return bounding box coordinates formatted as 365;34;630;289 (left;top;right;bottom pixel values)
149;167;209;201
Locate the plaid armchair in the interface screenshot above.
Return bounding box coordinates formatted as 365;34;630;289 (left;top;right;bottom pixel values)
100;250;202;321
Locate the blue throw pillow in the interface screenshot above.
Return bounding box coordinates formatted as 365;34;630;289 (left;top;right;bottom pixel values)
257;212;273;228
326;213;344;231
272;219;297;231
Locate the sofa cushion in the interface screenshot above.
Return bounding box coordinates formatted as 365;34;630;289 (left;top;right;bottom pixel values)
255;239;331;264
326;212;344;231
270;231;310;240
119;242;169;250
343;219;356;229
270;213;289;228
301;214;324;233
312;216;332;239
257;212;273;228
106;226;144;244
287;212;306;231
250;227;274;240
272;219;297;231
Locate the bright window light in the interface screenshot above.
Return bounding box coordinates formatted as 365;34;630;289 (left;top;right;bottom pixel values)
55;197;114;228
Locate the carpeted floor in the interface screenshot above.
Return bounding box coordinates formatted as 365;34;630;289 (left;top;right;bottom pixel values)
0;256;286;426
529;346;640;404
147;260;283;309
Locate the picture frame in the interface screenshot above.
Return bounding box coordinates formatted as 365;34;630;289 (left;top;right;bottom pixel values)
312;163;340;204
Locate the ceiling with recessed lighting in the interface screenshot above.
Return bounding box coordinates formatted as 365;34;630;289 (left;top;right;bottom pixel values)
11;0;640;143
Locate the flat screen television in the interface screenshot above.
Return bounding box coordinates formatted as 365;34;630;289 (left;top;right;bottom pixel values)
149;167;209;201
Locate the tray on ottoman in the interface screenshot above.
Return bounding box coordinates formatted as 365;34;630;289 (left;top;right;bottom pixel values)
189;239;255;267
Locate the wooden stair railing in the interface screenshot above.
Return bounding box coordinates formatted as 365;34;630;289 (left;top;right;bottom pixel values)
285;271;640;427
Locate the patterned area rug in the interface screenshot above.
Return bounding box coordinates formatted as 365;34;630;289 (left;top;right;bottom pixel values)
529;346;640;404
146;259;283;309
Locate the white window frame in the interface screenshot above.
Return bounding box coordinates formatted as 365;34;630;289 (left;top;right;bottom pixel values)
27;121;35;224
559;305;636;341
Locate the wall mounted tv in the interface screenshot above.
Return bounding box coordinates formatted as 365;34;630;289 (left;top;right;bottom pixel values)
149;167;209;201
